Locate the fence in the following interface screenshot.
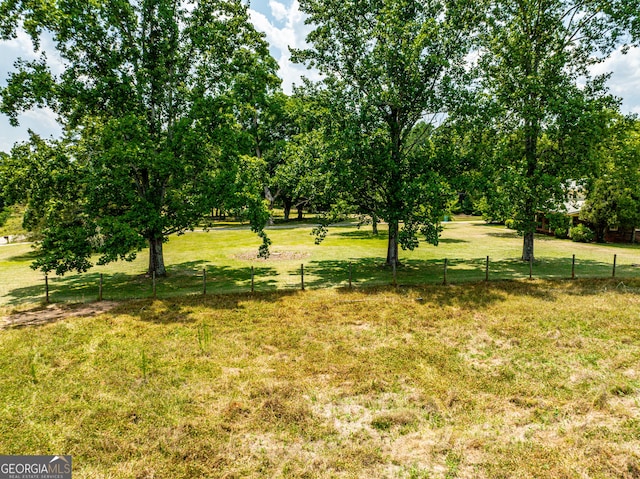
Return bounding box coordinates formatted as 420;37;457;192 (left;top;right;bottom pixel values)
29;253;640;305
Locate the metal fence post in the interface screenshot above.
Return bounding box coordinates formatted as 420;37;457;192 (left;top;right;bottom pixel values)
485;256;489;282
443;259;448;285
203;268;207;295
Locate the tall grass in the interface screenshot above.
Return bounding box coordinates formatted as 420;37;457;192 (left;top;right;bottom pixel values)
0;281;639;477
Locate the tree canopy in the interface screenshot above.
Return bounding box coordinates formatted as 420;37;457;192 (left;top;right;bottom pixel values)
477;0;639;260
0;0;277;275
293;0;482;266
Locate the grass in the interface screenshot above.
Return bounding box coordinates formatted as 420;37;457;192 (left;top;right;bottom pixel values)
1;280;639;477
0;218;639;307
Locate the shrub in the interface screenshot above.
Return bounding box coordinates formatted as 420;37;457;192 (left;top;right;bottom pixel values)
554;227;569;239
504;219;516;229
570;224;594;243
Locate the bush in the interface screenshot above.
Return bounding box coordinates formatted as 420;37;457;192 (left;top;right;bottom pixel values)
570;224;594;243
554;227;569;239
504;219;516;230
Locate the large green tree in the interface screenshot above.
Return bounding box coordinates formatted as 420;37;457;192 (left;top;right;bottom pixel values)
581;117;640;242
479;0;638;261
0;0;275;275
292;0;481;266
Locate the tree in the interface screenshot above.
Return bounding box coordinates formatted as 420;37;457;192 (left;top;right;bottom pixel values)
0;0;275;276
292;0;481;266
478;0;638;261
581;117;640;242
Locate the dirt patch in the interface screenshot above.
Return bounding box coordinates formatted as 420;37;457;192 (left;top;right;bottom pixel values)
1;301;120;329
234;250;310;261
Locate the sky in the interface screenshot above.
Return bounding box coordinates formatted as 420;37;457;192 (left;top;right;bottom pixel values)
1;0;639;153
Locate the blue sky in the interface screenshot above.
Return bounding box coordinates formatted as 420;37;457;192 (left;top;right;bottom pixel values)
1;0;639;153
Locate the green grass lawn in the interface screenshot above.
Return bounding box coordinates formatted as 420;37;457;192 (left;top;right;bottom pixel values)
1;218;639;307
1;281;639;477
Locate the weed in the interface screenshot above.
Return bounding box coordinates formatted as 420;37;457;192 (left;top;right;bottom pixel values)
28;351;38;384
445;451;462;478
196;322;212;355
140;349;148;383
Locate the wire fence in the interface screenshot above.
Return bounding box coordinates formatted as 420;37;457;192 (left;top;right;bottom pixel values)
22;252;640;306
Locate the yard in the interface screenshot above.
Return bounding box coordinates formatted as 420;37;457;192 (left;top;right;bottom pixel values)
0;218;638;307
1;281;639;477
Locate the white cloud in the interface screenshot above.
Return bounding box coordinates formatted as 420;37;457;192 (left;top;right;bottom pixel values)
0;33;63;152
268;0;288;22
591;46;640;115
249;0;321;94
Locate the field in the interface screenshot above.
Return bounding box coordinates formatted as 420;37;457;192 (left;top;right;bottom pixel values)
1;281;640;478
1;219;640;477
1;218;639;307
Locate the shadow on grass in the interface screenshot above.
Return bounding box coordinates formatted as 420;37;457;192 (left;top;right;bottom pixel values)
4;256;638;313
5;249;41;262
333;230;389;240
3;261;280;307
298;256;637;304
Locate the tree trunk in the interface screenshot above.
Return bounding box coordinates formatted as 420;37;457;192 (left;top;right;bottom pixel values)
297;204;304;220
386;220;399;267
283;198;292;221
521;231;534;263
372;213;379;235
148;237;166;277
521;116;539;263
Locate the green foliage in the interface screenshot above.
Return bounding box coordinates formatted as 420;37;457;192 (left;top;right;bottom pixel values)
581;117;640;242
504;219;516;230
0;0;277;275
293;0;482;265
0;207;10;228
476;195;513;224
476;0;631;260
197;323;212;355
554;227;569;239
548;213;571;238
570;224;595;243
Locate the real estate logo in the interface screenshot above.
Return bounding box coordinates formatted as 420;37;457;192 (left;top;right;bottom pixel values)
0;456;71;479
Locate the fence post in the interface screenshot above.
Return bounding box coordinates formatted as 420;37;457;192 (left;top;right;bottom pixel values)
251;266;255;293
99;273;103;301
152;271;156;298
203;268;207;295
301;264;305;291
348;262;352;289
571;254;575;280
45;275;49;304
392;260;397;287
612;254;617;278
485;256;489;282
443;258;448;286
